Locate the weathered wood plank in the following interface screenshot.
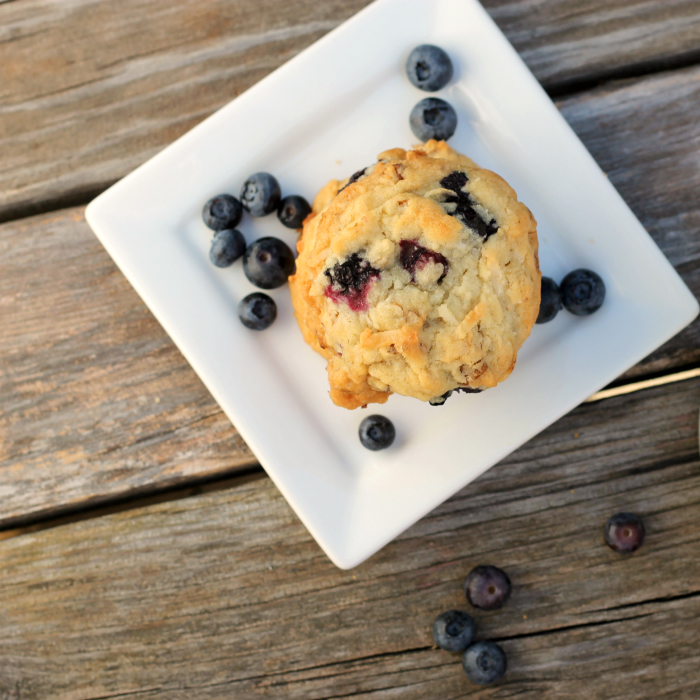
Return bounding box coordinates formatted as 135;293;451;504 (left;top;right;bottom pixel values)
2;378;700;699
557;65;700;377
2;63;700;530
4;55;700;524
0;0;374;222
491;0;700;90
0;207;255;524
1;0;700;221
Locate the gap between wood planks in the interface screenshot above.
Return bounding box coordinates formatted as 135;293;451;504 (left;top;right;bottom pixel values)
2;45;700;545
544;46;700;99
2;359;699;543
0;466;266;541
2;45;700;228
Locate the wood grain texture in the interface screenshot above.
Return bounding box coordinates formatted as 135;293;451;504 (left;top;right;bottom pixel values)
0;0;374;222
2;3;700;697
0;207;255;524
1;0;700;221
2;64;700;524
558;65;700;377
490;0;700;90
2;377;700;699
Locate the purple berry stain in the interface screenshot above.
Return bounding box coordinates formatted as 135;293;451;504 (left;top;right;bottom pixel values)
324;253;380;312
399;239;449;285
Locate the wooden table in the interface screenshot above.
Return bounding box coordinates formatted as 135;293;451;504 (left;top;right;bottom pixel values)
2;1;700;697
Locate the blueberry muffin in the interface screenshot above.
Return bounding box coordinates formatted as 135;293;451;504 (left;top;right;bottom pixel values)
288;140;540;410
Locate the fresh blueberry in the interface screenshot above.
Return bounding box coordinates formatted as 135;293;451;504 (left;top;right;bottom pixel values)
243;237;296;289
358;415;395;451
604;512;646;554
202;194;243;231
238;292;277;331
406;44;453;92
462;641;507;685
464;565;512;610
536;276;563;323
432;610;475;652
208;229;246;268
560;269;605;316
277;195;311;229
240;172;281;217
410;98;458;142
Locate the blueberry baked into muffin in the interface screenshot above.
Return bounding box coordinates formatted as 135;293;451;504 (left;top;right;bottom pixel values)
288;140;540;409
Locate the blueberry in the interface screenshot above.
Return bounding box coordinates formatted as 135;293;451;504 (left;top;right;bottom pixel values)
429;386;483;405
432;610;475;652
560;269;605;316
410;98;458;142
324;253;380;312
240;172;281;217
604;512;645;554
462;641;507;685
399;239;449;284
238;292;277;331
202;194;243;231
464;565;511;610
358;415;395;451
429;390;453;406
406;45;453;92
243;237;296;289
277;195;311;229
338;166;371;193
209;229;246;268
536;276;563;323
440;171;498;240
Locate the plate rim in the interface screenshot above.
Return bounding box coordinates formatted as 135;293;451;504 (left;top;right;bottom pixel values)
85;0;699;569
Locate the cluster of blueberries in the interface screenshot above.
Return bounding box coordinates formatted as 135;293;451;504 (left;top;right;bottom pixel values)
202;173;310;330
405;45;459;142
434;512;645;685
204;178;400;454
537;269;606;322
205;45;606;449
405;46;608;323
433;564;511;685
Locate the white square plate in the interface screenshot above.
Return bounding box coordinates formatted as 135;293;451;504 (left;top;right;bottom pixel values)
86;0;698;568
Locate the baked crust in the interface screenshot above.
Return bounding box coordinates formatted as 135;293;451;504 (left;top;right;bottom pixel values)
288;140;540;409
